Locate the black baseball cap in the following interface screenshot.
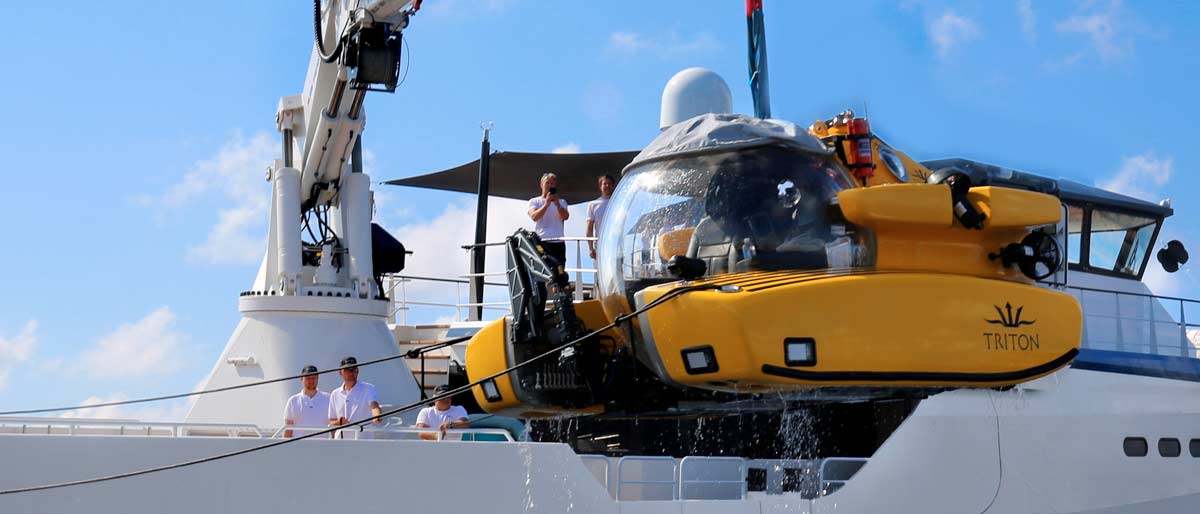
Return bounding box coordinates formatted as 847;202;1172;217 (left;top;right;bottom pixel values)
434;384;451;394
300;365;318;375
340;356;358;367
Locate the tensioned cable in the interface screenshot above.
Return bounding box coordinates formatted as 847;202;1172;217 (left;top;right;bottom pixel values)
0;335;473;417
0;283;715;495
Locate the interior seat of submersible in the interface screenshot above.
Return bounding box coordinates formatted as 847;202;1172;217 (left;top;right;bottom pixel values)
684;157;770;276
686;155;831;276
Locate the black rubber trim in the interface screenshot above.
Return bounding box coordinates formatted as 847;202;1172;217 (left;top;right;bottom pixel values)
761;348;1078;383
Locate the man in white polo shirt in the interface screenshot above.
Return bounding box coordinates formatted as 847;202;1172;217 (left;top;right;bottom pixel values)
586;174;616;259
283;364;331;438
527;172;569;266
415;384;470;441
327;356;382;439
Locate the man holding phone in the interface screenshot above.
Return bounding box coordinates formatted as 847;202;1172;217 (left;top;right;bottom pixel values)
527;172;569;265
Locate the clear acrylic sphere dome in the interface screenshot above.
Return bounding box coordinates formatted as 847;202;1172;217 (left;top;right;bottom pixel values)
596;145;874;322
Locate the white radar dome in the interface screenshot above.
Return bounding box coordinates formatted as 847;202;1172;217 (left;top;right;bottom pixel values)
660;67;733;130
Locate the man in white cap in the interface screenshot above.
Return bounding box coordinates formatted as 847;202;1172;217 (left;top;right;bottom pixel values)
327;356;382;439
415;384;469;440
283;364;331;438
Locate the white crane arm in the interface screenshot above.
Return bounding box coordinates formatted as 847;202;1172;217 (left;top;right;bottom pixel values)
261;0;416;299
279;0;415;207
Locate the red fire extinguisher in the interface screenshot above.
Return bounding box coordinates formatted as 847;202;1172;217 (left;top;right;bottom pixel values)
848;118;875;183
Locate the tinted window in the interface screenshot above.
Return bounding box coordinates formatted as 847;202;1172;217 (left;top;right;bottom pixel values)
1124;437;1148;457
1067;204;1084;265
1088;209;1157;275
1159;438;1181;457
1190;439;1200;457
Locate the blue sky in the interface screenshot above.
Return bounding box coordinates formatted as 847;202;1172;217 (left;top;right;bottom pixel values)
2;0;1199;419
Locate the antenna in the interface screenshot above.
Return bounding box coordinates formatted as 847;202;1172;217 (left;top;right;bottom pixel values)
746;0;771;119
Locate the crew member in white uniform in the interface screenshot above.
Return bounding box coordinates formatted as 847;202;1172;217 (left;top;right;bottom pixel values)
527;172;570;265
586;174;616;259
415;384;470;440
283;364;331;438
327;356;382;439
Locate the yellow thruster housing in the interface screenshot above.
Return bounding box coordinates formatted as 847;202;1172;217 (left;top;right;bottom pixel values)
466;302;612;418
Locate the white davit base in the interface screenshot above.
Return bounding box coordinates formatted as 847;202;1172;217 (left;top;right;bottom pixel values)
185;295;423;429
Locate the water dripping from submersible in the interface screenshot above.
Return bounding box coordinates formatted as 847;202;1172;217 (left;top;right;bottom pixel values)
520;441;535;511
778;405;817;459
778;399;820;495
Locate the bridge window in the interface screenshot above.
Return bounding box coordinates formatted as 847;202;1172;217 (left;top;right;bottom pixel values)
1065;202;1162;279
1067;205;1084;265
1088;209;1158;276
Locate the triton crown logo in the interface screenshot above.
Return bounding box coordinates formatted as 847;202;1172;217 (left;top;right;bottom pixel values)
985;303;1036;328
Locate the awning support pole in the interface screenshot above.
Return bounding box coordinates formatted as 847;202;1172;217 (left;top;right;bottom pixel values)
469;122;493;321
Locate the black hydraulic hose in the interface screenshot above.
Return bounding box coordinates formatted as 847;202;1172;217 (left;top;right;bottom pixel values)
0;283;716;495
405;337;462;358
0;336;473;416
314;0;343;63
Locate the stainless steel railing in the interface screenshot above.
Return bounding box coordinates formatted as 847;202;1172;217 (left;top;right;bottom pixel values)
384;237;599;326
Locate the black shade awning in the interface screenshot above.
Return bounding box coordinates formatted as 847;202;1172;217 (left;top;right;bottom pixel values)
385;150;639;205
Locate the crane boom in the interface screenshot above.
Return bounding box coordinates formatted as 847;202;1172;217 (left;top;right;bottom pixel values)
284;0;415;206
256;0;416;301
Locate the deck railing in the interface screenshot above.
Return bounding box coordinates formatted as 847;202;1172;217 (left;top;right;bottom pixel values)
1065;285;1200;357
0;417;516;442
818;457;868;497
384;237;598;325
271;424;515;441
0;417;266;438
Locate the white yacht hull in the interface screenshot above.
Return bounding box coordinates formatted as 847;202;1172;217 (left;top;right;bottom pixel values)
1;368;1198;513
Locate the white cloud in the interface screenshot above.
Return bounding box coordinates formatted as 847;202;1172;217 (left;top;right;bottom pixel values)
552;142;581;154
186;206;265;264
141;132;275;265
1016;0;1037;41
606;30;719;59
1098;152;1173;203
0;320;37;392
60;394;190;422
77;307;185;380
1055;0;1130;61
927;11;980;59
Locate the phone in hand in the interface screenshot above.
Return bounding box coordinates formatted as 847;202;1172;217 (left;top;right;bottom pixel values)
548;187;557;195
